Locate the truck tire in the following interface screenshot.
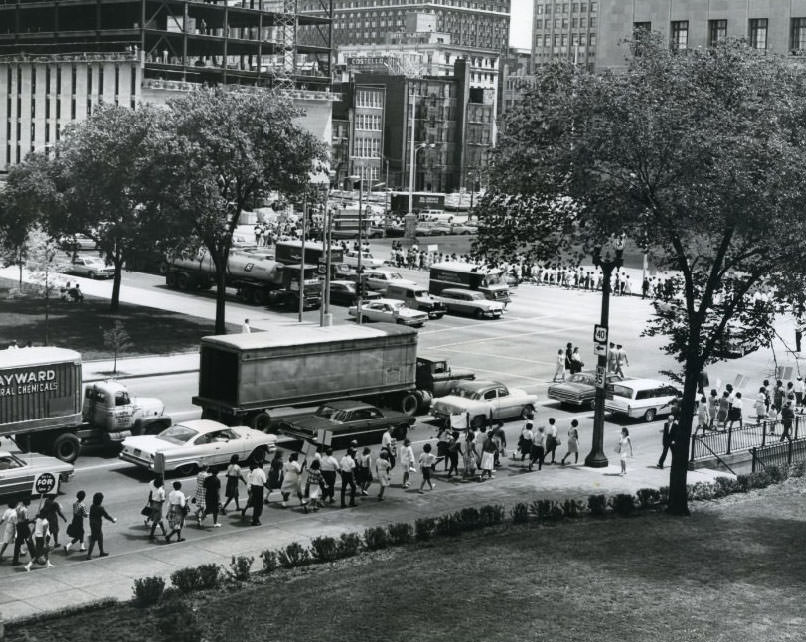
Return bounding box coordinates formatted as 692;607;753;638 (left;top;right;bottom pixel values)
166;271;177;288
414;389;433;414
400;393;419;416
176;272;191;290
52;433;81;463
252;412;272;432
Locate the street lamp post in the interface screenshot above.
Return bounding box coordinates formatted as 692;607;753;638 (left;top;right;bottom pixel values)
585;234;625;468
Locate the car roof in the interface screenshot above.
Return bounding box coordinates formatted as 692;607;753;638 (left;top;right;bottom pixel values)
174;419;240;434
430;262;500;274
611;378;673;390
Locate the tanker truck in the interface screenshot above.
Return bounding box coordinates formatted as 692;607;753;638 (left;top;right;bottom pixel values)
165;249;322;309
1;347;172;462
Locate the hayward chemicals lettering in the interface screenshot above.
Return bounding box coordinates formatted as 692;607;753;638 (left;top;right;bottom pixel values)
0;369;59;397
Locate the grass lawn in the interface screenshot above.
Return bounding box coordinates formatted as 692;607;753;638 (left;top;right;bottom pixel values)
0;278;235;359
7;479;806;642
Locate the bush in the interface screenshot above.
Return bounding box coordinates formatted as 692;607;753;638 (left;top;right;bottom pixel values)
511;502;529;524
278;542;310;568
687;482;716;502
155;595;202;642
713;477;737;498
749;470;772;489
414;517;436;541
387;522;414;545
636;488;662;509
736;474;751;493
562;498;586;518
788;460;806;478
261;550;279;574
434;514;462;538
458;507;481;531
530;499;553;521
336;532;362;558
658;486;670;504
132;576;165;607
587;494;608;517
170;567;200;594
611;494;636;517
228;555;254;582
364;526;390;550
310;536;339;563
479;504;505;526
766;464;785;484
196;564;222;590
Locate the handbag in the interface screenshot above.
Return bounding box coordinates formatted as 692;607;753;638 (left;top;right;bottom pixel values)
65;522;76;538
139;504;151;517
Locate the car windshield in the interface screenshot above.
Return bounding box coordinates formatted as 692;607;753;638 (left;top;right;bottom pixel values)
413;290;429;297
315;405;340;419
482;273;503;286
391;302;406;310
388;273;404;279
569;374;592;384
158;424;199;444
0;454;25;470
609;385;634;399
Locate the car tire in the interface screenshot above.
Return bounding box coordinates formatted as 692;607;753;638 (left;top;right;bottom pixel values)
396;318;405;324
475;309;484;319
520;405;535;420
644;408;657;422
88;271;96;279
175;463;198;476
52;433;81;463
166;271;178;288
176;273;191;290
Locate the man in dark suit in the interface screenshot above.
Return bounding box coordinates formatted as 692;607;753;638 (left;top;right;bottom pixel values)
657;414;678;469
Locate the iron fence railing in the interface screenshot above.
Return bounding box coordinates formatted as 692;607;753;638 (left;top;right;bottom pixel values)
691;416;804;462
751;438;806;472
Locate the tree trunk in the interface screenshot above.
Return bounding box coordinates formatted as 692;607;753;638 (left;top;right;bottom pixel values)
110;256;123;313
667;348;703;516
215;262;227;335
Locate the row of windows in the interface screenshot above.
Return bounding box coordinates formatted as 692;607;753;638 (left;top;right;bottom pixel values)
351;165;381;183
354;137;382;158
355;112;382;130
334;0;508;10
639;17;806;51
535;16;596;30
535;2;597;15
535;33;596;47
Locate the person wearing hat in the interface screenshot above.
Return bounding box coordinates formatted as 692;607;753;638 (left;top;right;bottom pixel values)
781;400;795;442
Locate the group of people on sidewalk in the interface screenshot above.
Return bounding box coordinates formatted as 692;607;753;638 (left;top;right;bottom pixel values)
517;418;582;471
553;341;629;382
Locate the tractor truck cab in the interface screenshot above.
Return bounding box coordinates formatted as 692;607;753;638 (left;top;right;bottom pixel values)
82;381;170;440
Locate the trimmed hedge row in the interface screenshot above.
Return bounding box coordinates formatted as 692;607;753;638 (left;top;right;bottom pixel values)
134;461;806;607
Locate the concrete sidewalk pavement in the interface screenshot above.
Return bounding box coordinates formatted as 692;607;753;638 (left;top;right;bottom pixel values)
82;352;200;383
0;441;725;623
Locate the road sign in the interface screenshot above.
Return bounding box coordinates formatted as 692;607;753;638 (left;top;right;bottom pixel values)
594;325;608;344
316;428;333;446
594;343;608;357
594;365;606;389
318;261;327;275
32;471;58;496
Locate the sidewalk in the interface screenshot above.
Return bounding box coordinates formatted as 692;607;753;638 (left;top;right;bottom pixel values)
82;353;200;383
0;445;725;623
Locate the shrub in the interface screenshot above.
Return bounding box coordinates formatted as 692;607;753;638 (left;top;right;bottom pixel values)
387;522;414;545
530;499;553;521
364;526;390;550
310;536;339;563
587;494;608;517
261;550;279;574
736;473;751;493
658;486;670;504
196;564;222;590
687;482;716;502
458;507;481;531
228;555;254;582
636;488;661;509
788;460;806;478
132;576;165;607
611;494;636;517
479;504;505;526
511;502;529;524
434;514;462;538
713;477;737;498
749;470;772;489
414;517;436;541
170;567;200;594
766;464;785;484
278;542;310;568
155;595;202;642
336;532;362;558
562;498;586;518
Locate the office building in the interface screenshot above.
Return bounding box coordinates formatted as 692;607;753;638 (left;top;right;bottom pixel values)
532;0;600;71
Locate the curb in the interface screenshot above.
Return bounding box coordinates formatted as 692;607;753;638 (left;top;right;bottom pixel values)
83;368;199;383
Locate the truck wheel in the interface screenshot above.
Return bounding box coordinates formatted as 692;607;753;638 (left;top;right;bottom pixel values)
252;412;272;432
166;271;177;288
52;433;81;463
414;389;433;414
520;405;535;420
176;273;191;290
400;393;419;416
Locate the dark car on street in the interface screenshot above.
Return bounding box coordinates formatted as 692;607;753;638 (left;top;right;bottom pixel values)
328;280;383;307
276;400;414;446
547;371;624;410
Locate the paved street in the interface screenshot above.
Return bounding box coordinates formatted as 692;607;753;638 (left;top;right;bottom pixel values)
0;254;797;622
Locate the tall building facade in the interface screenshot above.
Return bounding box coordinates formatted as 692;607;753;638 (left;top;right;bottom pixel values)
0;0;335;172
596;0;806;70
332;82;387;188
531;0;600;71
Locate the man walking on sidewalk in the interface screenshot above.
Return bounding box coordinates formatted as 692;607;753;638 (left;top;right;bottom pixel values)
657;414;678;469
339;449;357;508
781;400;795;441
242;461;266;526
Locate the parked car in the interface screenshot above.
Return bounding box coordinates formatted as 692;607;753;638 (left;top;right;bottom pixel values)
386;283;446;319
367;226;386;239
547;371;624;410
436;288;504;319
277;401;414;445
329;280;382;306
364;269;418;292
348;298;429;326
68;256;115;279
449;223;477;235
416;222;452;236
343;249;385;269
58;234;97;252
430;380;538;430
0;450;74;501
604;378;682;422
384;223;405;237
119;419;277;476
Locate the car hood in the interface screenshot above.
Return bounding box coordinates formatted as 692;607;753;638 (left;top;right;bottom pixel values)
397;309;429;319
15;453;75;477
548;382;592;394
431;396;488;413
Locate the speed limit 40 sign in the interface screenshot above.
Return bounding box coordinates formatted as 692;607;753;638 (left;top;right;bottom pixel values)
32;471;59;496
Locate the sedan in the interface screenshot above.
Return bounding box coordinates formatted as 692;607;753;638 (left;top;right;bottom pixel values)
348;299;429;326
69;256;115;279
430;380;538;430
329;280;382;306
436;288;504;319
364;270;418;292
547;372;624;410
0;450;74;501
342;250;385;269
277;401;414;445
119;419;277;476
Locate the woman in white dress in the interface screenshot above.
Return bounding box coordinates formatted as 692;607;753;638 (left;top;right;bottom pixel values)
375;451;392;501
616;427;633;476
281;452;307;509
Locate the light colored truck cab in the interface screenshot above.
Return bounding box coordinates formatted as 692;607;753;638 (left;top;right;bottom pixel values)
82;381;169;440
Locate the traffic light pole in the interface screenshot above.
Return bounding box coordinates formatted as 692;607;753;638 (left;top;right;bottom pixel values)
356;180;364;325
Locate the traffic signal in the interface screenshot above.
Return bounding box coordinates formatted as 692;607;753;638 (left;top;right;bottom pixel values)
359;274;369;298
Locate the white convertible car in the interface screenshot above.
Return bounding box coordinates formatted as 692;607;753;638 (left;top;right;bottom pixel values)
119;419;277;475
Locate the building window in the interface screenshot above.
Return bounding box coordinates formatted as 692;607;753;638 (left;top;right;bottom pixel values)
708;19;727;46
749;18;767;50
634;21;651;35
670;20;688;51
792;18;806;51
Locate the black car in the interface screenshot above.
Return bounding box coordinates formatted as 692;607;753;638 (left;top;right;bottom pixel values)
277;400;414;446
328;280;382;307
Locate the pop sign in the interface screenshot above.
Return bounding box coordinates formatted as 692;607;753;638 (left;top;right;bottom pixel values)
32;471;58;496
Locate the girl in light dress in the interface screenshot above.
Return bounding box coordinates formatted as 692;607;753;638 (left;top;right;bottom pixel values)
553;349;565;382
375;451;392;501
400;439;416;488
616;427;633;476
696;397;710;433
0;501;16;560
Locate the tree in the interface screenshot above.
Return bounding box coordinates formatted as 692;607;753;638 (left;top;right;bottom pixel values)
473;37;806;515
49;104;169;312
102;320;133;374
154;88;327;334
25;229;62;345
